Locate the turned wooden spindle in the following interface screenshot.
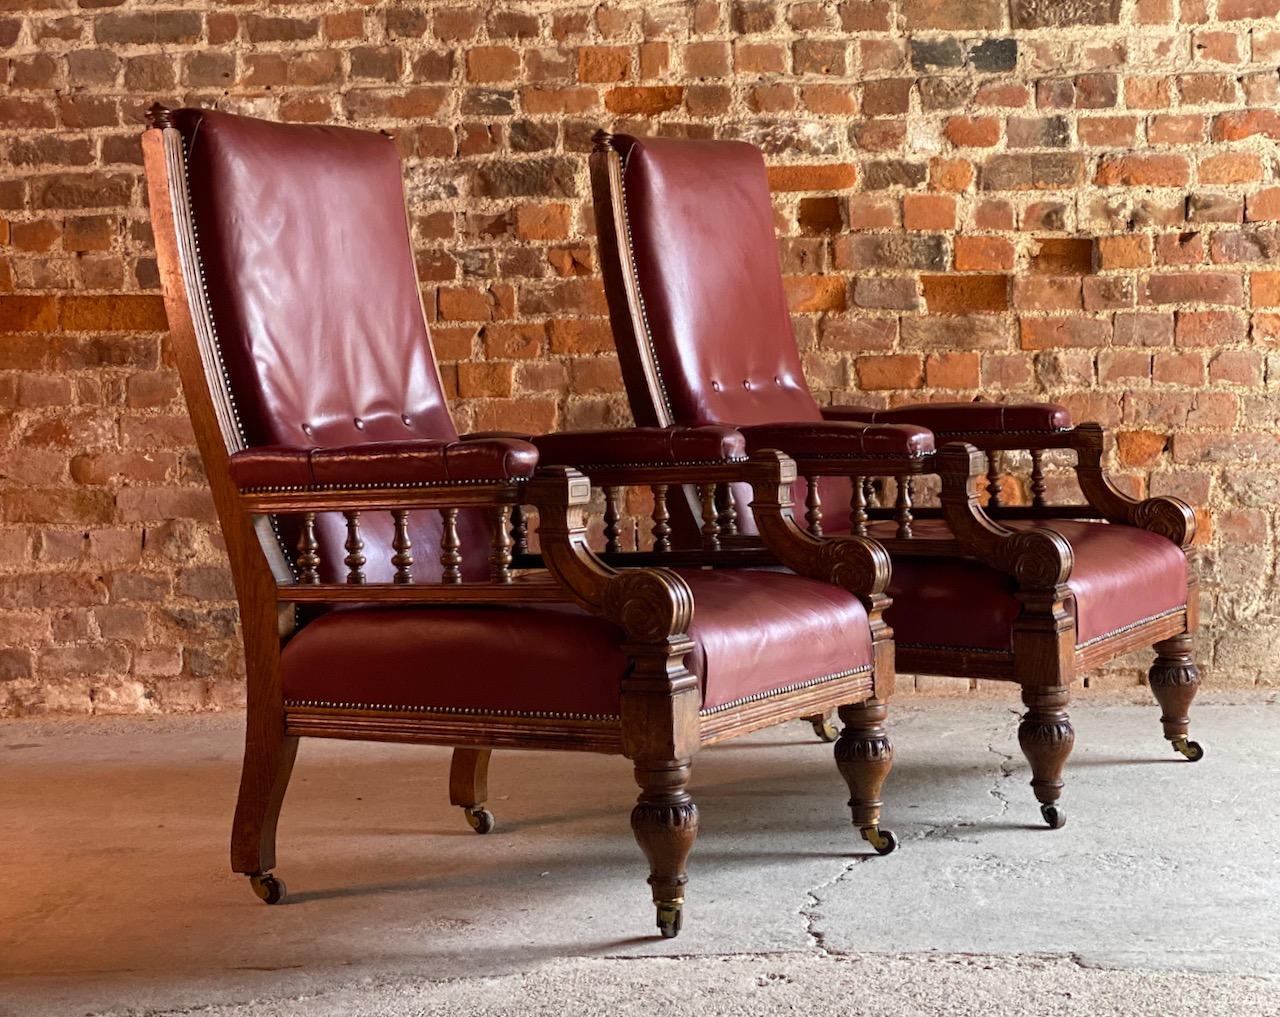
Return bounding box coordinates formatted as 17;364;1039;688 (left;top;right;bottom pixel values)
850;475;868;536
1030;449;1047;509
804;475;823;537
651;484;671;553
986;451;1002;510
715;483;738;537
863;476;878;509
440;507;462;584
297;512;320;584
894;476;914;539
510;503;528;555
698;484;721;551
489;506;513;584
603;485;621;554
343;510;366;584
391;509;413;584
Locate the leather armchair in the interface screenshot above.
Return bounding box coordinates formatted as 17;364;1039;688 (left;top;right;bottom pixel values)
591;130;1205;832
142;105;901;939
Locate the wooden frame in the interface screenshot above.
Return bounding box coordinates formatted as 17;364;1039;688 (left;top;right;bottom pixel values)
590;131;1204;831
142;105;902;938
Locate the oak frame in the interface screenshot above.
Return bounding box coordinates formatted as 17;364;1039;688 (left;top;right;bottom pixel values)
590;131;1204;829
141;107;900;936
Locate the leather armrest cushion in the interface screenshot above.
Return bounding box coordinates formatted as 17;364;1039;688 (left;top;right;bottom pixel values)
739;420;935;457
229;437;539;490
822;401;1071;434
532;425;746;466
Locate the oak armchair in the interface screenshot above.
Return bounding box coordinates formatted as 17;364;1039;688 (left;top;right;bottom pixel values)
591;131;1203;831
142;106;902;938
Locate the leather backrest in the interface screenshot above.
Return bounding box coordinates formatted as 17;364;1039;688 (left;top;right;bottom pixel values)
611;134;824;428
174;108;485;580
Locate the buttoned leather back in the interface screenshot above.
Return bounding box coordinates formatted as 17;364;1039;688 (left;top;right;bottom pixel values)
610;134;825;428
173;109;485;580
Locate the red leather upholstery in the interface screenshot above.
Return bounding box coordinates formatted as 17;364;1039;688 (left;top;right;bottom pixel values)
229;438;538;490
611;134;826;429
533;426;746;466
824;402;1072;435
174;108;489;580
280;568;873;714
740;421;935;458
862;519;1186;649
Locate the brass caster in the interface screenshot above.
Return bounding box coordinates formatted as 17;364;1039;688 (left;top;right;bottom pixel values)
811;715;839;743
1040;804;1066;830
1172;736;1205;762
249;872;287;905
656;900;683;939
860;825;898;856
465;806;496;834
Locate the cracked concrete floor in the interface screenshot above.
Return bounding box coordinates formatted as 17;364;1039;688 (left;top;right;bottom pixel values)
1;695;1277;1016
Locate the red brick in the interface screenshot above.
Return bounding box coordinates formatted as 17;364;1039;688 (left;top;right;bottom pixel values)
922;274;1008;313
0;296;58;333
578;46;631;82
1097;234;1153;269
1153;352;1206;385
61;295;167;332
466;46;520;83
603;86;683;114
1141;272;1245;306
928;158;973;193
902;194;955;230
1176;310;1248;345
954;237;1014;271
767;164;857;192
1251;272;1280;308
1245;188;1280;222
944;115;1000;148
1199;152;1263;184
1116;430;1168;466
1019;317;1112;349
1014;276;1084;311
1211;109;1280;141
855;354;924;390
783;276;847;312
1156;232;1205;266
1148;114;1204;145
925;352;980;389
1095;154;1190;187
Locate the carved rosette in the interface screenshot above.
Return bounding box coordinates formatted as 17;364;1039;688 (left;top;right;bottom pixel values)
818;534;891;599
994;527;1074;590
1132;496;1196;549
603;568;694;644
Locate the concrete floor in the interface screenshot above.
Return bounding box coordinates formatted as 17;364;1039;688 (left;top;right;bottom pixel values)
1;694;1277;1017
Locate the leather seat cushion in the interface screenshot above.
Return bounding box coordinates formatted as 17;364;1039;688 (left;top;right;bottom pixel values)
863;520;1187;650
280;568;873;716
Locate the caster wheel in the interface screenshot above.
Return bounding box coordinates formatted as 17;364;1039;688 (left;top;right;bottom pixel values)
656;902;683;939
1173;737;1205;763
249;873;287;905
465;806;496;834
1040;804;1066;830
861;826;899;856
811;716;839;743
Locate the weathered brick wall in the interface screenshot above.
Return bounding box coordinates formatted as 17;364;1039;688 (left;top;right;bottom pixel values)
2;1;1277;714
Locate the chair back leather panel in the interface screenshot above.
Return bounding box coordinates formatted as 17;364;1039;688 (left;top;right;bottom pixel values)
173;109;486;578
611;134;824;429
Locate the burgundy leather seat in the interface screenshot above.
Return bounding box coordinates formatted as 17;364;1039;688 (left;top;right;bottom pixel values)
606;133;1188;654
867;520;1186;650
282;568;873;715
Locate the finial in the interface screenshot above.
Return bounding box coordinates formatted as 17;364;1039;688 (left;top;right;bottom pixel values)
591;129;615;154
146;102;173;130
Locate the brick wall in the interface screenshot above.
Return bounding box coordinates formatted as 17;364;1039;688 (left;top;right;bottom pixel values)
2;1;1278;714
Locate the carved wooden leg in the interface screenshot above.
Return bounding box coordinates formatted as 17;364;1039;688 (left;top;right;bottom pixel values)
449;747;495;833
1149;633;1205;762
1018;685;1075;829
834;698;897;855
805;711;839;743
631;760;699;938
231;725;299;905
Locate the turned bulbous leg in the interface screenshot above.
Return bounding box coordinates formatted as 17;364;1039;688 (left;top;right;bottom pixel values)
834;698;897;855
1149;633;1205;762
1018;685;1075;829
632;761;699;938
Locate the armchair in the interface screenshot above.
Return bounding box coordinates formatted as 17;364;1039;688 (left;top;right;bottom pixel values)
591;131;1203;831
142;106;901;938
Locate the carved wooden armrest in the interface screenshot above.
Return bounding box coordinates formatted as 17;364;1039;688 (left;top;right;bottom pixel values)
744;451;892;626
1069;423;1196;550
936;443;1076;591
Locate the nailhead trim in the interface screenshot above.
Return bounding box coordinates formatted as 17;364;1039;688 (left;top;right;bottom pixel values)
285;699;620;722
1075;604;1186;650
240;477;527;494
698;664;873;716
561;456;749;471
